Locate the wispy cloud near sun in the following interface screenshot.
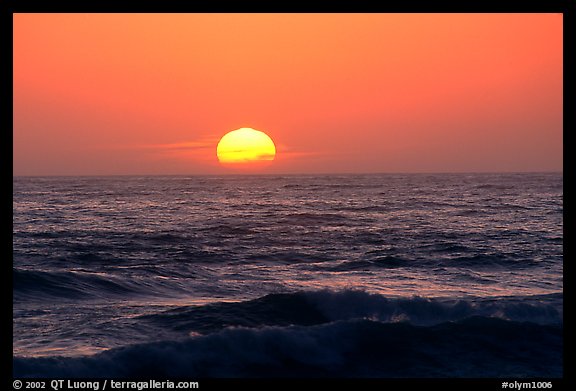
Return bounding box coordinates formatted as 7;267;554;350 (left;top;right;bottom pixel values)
112;138;221;165
137;139;218;152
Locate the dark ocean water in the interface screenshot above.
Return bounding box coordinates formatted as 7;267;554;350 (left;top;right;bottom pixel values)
13;173;563;377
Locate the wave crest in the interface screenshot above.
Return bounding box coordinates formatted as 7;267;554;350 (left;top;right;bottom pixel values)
14;316;562;378
139;290;562;338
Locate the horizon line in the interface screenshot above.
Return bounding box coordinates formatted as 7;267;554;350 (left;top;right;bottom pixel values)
12;170;563;178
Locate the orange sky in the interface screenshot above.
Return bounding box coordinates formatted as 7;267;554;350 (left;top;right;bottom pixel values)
13;13;562;175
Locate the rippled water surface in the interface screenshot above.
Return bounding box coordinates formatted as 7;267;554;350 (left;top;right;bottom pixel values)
13;173;563;377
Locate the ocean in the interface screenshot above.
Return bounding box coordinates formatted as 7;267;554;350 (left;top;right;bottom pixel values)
12;173;563;377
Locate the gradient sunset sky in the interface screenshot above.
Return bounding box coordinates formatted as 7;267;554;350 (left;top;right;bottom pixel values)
13;13;562;175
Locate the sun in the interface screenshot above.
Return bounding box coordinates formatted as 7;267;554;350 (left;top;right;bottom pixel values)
217;128;276;167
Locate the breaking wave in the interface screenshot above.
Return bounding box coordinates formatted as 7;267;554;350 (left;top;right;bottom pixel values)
14;290;563;378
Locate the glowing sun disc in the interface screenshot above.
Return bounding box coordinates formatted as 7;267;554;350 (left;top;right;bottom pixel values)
217;128;276;164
